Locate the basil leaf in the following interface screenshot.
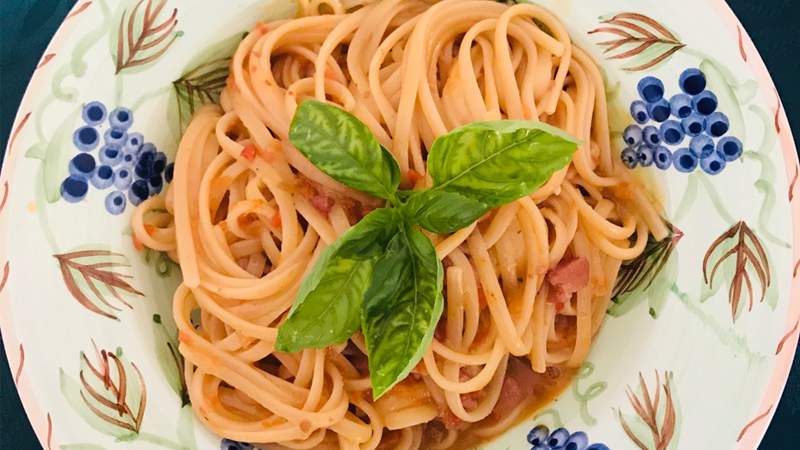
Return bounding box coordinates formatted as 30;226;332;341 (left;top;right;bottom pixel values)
289;100;400;201
403;190;488;234
275;208;400;352
426;120;578;208
362;223;444;398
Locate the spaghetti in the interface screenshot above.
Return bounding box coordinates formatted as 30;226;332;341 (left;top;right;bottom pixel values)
132;0;668;448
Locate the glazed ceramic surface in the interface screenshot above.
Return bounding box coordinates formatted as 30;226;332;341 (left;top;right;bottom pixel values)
1;1;798;449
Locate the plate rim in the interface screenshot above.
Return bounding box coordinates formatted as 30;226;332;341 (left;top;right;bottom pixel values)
0;1;798;449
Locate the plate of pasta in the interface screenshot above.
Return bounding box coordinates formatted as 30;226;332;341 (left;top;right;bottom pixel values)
1;0;798;449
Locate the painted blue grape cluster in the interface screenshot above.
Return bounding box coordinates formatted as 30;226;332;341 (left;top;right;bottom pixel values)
526;424;609;450
622;68;743;175
220;439;253;450
61;101;175;215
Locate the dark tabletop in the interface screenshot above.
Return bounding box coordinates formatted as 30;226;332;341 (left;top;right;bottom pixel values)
1;1;798;448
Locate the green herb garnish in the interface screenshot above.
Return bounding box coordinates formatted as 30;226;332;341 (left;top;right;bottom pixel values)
275;100;578;398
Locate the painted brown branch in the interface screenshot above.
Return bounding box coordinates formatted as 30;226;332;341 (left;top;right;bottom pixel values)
79;343;146;433
37;53;56;70
789;165;797;202
776;319;800;355
589;12;685;72
737;405;773;442
54;250;143;320
600;37;637;54
115;0;179;74
617;408;649;450
0;181;8;215
0;261;9;294
80;391;137;432
609;40;664;60
8;112;31;158
80;370;126;413
588;27;635;39
66;1;93;19
623;46;684;72
46;412;53;450
702;221;771;321
82;273;122;313
607;12;680;41
736;26;747;62
618;371;676;450
774;87;783;134
604;18;660;40
14;344;24;384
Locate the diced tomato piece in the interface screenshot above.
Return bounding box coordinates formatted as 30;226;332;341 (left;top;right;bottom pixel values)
310;193;334;214
460;391;481;411
132;234;144;251
546;256;589;305
492;357;536;417
547;257;590;292
255;22;269;34
178;331;192;343
440;410;466;430
241;144;257;161
270;212;282;228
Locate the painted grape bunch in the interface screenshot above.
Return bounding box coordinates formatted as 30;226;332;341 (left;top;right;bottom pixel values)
62;101;175;214
621;68;744;174
220;439;253;450
526;424;609;450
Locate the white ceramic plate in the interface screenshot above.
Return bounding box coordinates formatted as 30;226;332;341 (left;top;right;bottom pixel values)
2;1;798;449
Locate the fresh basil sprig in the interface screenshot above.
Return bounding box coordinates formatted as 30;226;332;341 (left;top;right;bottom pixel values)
275;208;400;352
289;100;400;201
275;100;578;398
362;222;443;396
412;120;578;233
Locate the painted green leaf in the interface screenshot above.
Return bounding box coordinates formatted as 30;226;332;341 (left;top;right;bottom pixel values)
76;346;146;436
60;368;135;440
362;223;443;398
275;208;400;352
59;347;147;440
289;100;400;200
111;0;182;74
61;444;108;450
30;107;81;203
143;247;179;278
617;371;679;450
571;362;607;426
426;120;577;209
176;404;197;449
170;32;245;135
608;228;680;319
402;189;487;234
589;12;685;72
54;248;144;320
25;143;47;160
700;59;744;140
153;314;188;405
702;221;772;322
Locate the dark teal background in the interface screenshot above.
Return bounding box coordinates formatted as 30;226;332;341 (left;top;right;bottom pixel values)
0;1;798;448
